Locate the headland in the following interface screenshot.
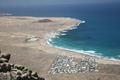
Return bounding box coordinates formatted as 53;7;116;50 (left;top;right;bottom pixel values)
0;16;120;80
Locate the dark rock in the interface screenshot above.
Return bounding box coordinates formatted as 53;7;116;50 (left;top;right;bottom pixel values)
14;64;25;70
0;58;8;63
0;51;45;80
16;75;21;80
1;53;11;61
10;63;14;69
21;73;28;79
23;67;29;71
16;70;22;75
5;63;11;71
40;77;45;80
0;63;7;72
0;63;11;72
32;76;38;80
32;72;38;77
28;69;32;74
27;70;32;76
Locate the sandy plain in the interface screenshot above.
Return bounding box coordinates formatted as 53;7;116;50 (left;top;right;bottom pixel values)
0;16;120;80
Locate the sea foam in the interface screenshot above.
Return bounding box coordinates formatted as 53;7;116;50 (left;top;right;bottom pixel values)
62;30;68;32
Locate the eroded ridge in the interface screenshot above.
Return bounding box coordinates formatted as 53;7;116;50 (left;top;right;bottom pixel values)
48;54;98;74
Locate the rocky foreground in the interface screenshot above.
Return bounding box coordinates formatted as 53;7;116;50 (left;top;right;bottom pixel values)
0;51;45;80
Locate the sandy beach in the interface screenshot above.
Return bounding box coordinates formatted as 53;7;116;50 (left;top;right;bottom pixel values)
0;16;120;80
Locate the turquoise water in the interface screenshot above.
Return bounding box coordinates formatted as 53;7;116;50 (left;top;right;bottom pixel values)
48;3;120;60
0;2;120;60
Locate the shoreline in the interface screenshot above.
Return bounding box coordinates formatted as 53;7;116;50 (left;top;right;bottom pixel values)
1;16;120;80
0;16;120;67
0;13;12;16
47;41;120;62
43;18;120;62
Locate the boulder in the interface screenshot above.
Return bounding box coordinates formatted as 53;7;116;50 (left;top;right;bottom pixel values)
21;73;29;79
27;69;32;76
16;70;22;75
32;72;38;77
16;75;21;80
0;53;11;61
40;78;45;80
0;58;8;63
5;63;11;71
23;67;29;71
14;64;25;70
0;63;11;72
32;76;38;80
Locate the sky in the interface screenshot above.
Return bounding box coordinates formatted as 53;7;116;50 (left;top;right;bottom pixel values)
0;0;120;6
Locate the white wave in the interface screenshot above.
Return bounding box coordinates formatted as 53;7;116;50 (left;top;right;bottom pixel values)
102;56;120;61
70;17;85;24
62;30;68;32
76;23;81;26
60;33;66;35
69;20;85;30
47;40;100;57
47;41;52;46
71;26;78;30
62;17;85;25
44;32;60;39
47;40;120;61
85;51;96;54
81;21;85;23
48;39;52;42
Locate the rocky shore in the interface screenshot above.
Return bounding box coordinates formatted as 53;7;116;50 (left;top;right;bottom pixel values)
0;51;45;80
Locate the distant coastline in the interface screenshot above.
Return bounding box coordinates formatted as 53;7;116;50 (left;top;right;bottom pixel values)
0;16;119;67
0;13;12;16
0;16;120;80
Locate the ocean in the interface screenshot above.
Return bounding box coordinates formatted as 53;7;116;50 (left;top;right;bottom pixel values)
0;2;120;60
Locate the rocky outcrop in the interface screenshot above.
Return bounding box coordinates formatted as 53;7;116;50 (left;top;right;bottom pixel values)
0;51;45;80
0;53;10;63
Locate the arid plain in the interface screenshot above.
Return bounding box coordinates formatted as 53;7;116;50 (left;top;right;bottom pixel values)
0;16;120;80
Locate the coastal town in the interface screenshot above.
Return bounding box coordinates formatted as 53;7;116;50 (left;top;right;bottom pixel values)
48;54;98;74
